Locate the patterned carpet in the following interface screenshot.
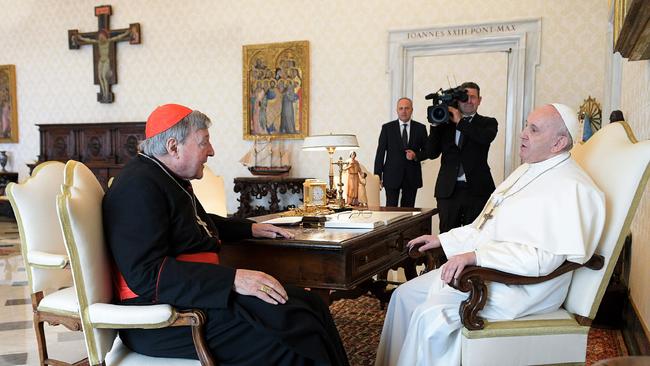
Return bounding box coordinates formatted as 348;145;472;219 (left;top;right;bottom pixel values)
330;295;628;366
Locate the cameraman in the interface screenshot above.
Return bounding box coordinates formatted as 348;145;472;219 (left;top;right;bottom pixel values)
428;81;498;233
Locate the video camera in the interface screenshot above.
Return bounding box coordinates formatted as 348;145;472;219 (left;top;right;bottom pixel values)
425;86;469;125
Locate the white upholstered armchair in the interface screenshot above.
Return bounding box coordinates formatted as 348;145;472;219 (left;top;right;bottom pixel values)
6;161;84;366
411;121;650;365
56;160;215;366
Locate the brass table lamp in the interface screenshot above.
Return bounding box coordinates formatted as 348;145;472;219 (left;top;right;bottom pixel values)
302;133;359;208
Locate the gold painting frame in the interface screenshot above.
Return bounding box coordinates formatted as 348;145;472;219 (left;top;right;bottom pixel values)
242;40;309;140
613;0;650;60
0;65;18;143
612;0;628;48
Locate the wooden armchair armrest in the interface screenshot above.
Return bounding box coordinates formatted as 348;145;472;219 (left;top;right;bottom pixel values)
449;254;604;330
90;305;214;365
171;310;214;366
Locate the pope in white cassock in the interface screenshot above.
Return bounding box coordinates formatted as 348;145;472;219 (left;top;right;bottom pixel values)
375;103;606;366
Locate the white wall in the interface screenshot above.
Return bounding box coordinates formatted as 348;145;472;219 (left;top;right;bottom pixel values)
0;0;609;214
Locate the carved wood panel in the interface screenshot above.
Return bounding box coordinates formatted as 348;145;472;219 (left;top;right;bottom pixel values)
115;126;144;164
41;128;76;161
31;122;145;190
79;127;112;163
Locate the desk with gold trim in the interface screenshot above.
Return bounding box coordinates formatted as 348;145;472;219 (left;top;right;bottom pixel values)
220;207;436;304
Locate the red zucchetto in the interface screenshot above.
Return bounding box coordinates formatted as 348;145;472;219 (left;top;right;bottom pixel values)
145;104;193;138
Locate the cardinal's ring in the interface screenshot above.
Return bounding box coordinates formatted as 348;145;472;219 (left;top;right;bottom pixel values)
260;285;272;294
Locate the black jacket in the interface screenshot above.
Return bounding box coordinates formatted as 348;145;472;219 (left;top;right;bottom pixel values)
374;119;429;189
103;154;252;308
103;155;350;365
428;113;498;198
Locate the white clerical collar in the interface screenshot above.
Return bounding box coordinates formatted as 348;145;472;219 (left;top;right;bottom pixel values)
477;151;571;230
527;152;571;174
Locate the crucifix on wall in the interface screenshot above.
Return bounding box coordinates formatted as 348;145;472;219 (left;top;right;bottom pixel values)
68;5;141;103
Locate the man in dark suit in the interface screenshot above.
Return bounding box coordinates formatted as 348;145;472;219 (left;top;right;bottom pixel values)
374;97;429;207
428;82;498;233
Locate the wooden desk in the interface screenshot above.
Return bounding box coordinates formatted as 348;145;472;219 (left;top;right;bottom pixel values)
220;207;436;304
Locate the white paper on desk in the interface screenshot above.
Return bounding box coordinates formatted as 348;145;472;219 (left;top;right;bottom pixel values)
261;216;303;226
324;211;412;229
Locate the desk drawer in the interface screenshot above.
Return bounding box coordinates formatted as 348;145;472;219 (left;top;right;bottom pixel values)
402;220;431;242
351;233;403;277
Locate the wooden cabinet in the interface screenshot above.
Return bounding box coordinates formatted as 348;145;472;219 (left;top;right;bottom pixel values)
233;177;307;218
0;171;18;196
30;122;145;189
0;171;19;217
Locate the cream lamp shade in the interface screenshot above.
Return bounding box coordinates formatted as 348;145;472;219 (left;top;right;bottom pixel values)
302;134;359;151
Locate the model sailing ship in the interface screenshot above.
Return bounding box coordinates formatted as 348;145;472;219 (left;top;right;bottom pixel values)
239;137;291;176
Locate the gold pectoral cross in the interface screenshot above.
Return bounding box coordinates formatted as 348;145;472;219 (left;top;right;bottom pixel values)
477;210;494;230
476;196;499;230
196;215;212;237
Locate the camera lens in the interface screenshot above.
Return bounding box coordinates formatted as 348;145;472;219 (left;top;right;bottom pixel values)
432;106;447;121
428;104;449;124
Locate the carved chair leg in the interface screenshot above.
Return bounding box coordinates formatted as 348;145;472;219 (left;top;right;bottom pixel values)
402;258;418;281
34;317;49;366
178;310;215;366
31;292;49;366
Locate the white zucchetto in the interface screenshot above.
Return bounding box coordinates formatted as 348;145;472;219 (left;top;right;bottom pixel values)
551;103;581;143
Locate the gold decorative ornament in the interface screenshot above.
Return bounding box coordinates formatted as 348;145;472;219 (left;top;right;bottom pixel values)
578;96;602;142
279;205;332;217
332;157;348;209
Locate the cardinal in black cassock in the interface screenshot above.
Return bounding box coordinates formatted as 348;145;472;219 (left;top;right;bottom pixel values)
103;104;349;365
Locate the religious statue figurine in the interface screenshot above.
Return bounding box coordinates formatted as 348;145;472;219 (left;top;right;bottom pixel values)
357;164;371;207
343;151;367;206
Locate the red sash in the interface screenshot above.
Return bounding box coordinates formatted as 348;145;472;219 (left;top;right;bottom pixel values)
114;252;220;301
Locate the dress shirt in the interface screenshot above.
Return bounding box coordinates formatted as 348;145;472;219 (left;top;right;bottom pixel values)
400;120;411;144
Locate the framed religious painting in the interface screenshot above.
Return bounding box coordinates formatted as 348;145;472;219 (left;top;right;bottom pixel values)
0;65;18;143
242;40;309;140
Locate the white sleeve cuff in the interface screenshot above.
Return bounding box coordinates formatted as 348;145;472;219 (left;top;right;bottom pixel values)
439;225;480;258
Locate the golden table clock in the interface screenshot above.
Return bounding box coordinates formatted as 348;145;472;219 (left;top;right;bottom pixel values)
303;179;327;207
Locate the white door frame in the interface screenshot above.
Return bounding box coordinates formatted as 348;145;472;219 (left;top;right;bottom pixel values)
387;18;541;176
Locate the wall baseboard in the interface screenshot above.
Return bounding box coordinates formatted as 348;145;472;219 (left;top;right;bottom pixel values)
622;297;650;355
